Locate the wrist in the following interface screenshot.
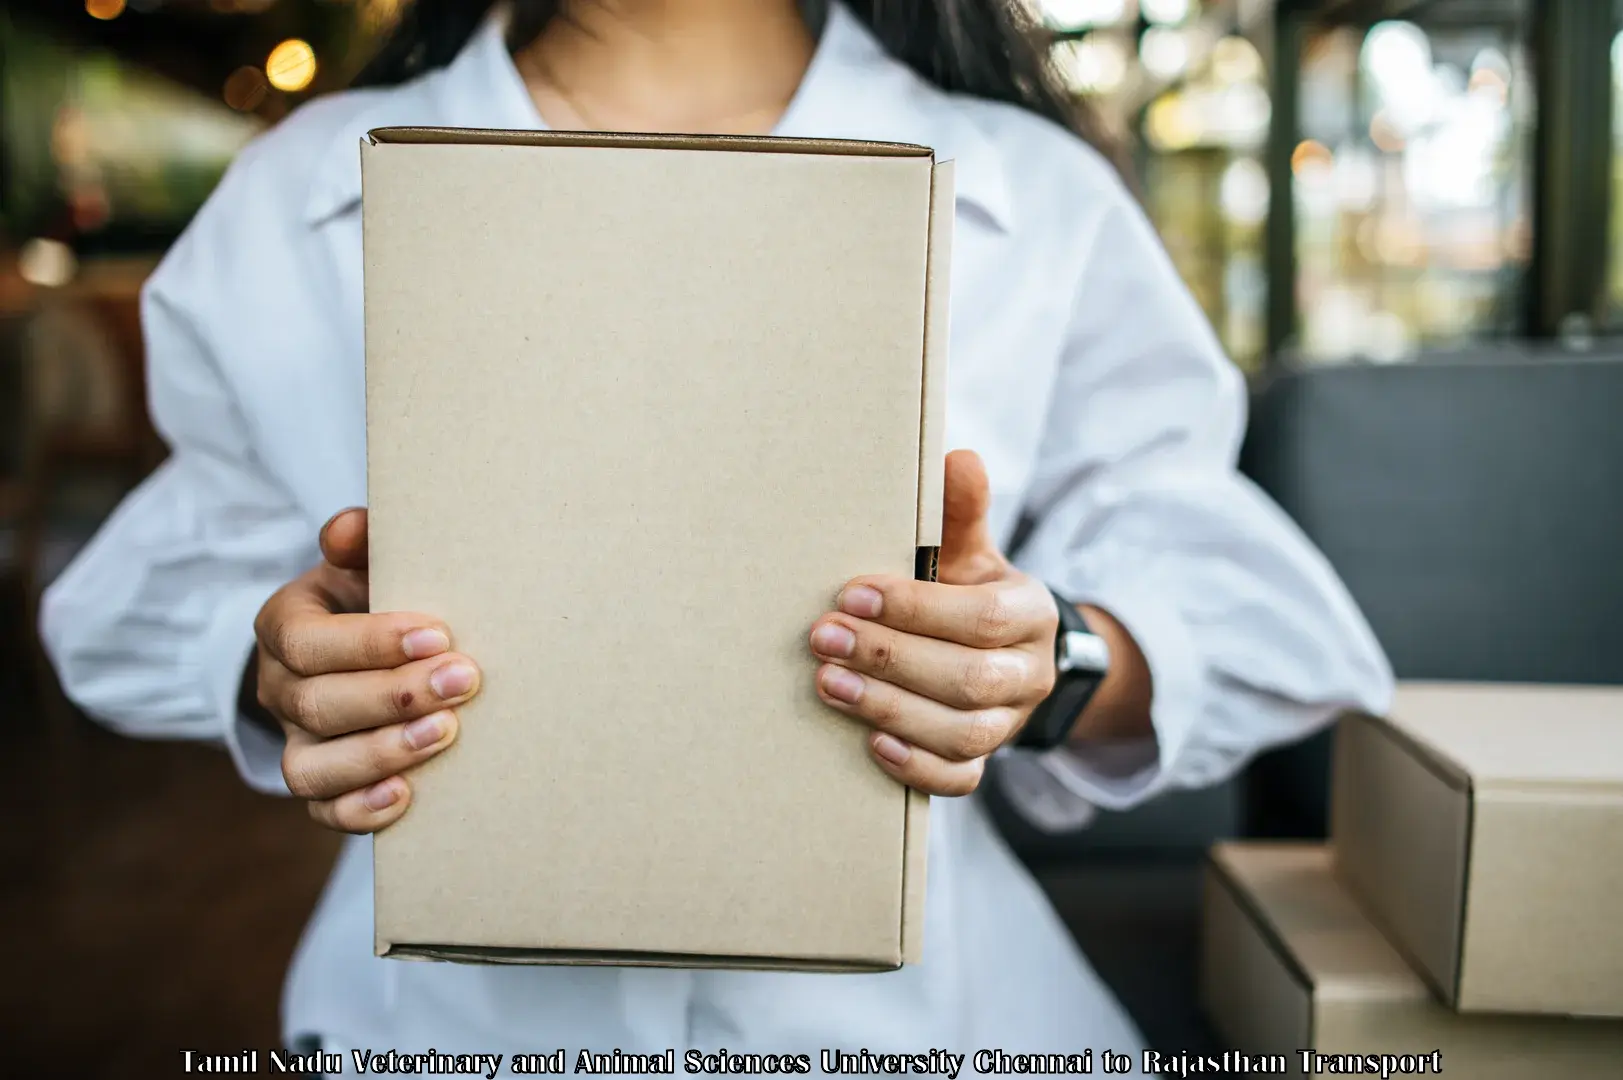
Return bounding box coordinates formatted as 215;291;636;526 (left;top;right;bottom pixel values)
1066;604;1154;744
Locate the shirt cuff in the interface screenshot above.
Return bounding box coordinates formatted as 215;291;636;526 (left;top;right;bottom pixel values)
1035;568;1208;812
990;751;1100;833
202;581;291;796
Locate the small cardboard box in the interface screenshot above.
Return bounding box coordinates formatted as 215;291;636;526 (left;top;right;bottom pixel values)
1330;682;1623;1017
360;128;951;971
1201;843;1623;1078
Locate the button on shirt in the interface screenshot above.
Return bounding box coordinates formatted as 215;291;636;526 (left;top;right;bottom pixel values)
40;2;1393;1068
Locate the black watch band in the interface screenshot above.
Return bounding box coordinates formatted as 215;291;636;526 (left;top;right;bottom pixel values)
1016;587;1110;750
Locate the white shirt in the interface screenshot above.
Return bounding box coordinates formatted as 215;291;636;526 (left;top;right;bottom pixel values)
40;3;1392;1069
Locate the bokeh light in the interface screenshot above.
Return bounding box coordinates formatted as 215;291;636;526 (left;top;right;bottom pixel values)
1369;110;1405;152
1145;94;1200;151
17;239;78;289
1362;21;1433;103
1141;0;1193;26
224;66;270;112
1140;27;1191;80
1291;139;1333;176
1038;0;1129;31
266;39;318;94
360;0;409;30
1211;36;1264;85
1054;34;1130;95
1219;159;1270;226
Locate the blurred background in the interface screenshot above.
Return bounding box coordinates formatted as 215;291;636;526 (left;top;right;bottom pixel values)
2;0;1621;1075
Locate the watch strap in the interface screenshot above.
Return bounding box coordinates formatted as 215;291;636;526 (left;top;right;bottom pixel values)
1016;588;1106;750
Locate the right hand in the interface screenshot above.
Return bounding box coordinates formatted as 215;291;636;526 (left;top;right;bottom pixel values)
253;507;483;833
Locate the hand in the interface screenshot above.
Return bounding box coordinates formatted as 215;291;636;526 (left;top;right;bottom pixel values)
252;508;483;833
809;450;1059;796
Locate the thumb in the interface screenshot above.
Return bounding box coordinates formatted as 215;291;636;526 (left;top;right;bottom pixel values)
937;449;1006;586
319;507;369;572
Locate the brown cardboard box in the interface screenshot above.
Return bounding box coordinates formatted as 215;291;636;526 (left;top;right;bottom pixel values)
360;128;951;971
1331;682;1623;1017
1200;843;1623;1078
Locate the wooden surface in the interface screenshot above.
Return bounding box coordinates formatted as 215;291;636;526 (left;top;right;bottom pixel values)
1;658;341;1078
2;257;334;1077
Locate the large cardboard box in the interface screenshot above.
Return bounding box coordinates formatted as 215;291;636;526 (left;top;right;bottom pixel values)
1331;682;1623;1016
360;129;950;971
1201;843;1623;1078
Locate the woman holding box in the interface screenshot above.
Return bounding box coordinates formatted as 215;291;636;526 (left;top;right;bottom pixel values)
41;0;1391;1070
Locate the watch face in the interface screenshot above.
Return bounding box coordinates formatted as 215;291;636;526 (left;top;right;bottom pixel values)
1059;630;1110;675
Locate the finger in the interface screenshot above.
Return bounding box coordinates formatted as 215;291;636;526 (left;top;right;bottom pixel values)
938;450;1006;586
274;653;482;738
320;507;369;572
815;663;1018;761
810;615;1041;711
866;732;986;798
834;572;1056;649
310;560;369;616
307;776;413;834
258;591;451;676
280;710;459;801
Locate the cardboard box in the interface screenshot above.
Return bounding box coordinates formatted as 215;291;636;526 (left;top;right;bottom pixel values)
1200;843;1623;1078
1331;682;1623;1016
360;128;951;971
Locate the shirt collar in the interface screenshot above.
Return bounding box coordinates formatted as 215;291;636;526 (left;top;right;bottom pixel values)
772;2;1013;230
304;1;1012;231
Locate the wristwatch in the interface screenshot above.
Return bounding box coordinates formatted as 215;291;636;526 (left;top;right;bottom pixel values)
1016;587;1111;750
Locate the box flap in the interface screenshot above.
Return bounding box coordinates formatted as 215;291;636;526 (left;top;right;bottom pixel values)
367;126;932;158
915;161;952;552
1330;713;1471;1003
899;162;952;962
1385;682;1623;789
1201;850;1315;1061
1210;844;1428;1003
898;788;930;964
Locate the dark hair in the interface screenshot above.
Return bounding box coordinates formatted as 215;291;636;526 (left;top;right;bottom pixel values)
351;0;1126;173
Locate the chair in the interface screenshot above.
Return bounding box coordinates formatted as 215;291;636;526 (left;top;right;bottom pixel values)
4;278;165;741
1239;349;1623;839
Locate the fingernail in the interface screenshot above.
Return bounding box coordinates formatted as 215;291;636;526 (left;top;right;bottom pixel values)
403;710;450;751
363;779;401;811
839;585;883;618
402;628;450;660
820;666;864;704
811;623;856;658
430;662;477;699
873;734;912;765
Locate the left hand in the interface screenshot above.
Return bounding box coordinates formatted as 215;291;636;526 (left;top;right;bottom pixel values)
809;449;1059;796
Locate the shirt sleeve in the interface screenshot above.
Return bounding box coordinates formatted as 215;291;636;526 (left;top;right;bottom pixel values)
38;183;312;797
999;182;1394;827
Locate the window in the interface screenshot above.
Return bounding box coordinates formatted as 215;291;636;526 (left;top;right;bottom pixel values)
1139;30;1272;373
1290;7;1534;364
0;13;262;252
1609;2;1623;321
